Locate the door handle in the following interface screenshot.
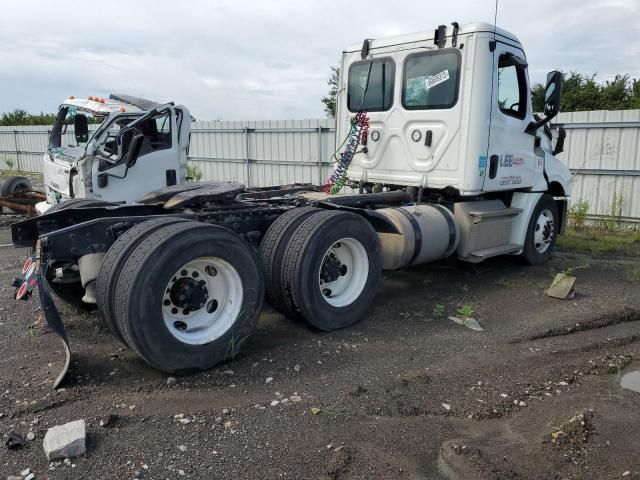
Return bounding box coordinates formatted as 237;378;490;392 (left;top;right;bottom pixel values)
489;155;499;179
424;130;433;147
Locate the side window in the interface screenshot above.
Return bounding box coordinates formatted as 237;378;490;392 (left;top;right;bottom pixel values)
402;50;460;110
498;54;527;119
347;58;395;112
140;110;172;153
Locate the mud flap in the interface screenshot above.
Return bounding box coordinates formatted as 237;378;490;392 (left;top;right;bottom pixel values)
36;271;71;389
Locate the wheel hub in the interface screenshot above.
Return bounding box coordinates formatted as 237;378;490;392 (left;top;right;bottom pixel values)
534;208;555;253
320;253;347;283
168;276;208;314
161;257;243;345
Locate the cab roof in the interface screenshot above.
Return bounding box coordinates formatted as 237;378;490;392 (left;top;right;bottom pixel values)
61;97;143;115
345;22;521;53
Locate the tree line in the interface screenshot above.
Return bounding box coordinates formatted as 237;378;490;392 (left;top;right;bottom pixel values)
321;68;640;118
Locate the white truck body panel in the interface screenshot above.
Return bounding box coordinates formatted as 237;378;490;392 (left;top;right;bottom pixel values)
337;22;571;198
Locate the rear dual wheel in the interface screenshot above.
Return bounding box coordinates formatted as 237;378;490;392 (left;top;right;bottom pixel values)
261;209;382;331
110;221;264;373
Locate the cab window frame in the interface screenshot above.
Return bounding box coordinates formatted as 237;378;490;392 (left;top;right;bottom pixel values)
347;57;396;113
401;48;462;111
497;52;528;120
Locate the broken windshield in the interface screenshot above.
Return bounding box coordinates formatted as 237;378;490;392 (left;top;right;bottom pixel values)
48;106;106;151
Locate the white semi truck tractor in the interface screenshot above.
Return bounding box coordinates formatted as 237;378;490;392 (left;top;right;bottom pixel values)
35;94;190;214
11;22;570;386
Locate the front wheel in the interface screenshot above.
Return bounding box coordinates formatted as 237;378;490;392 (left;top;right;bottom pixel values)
521;194;559;265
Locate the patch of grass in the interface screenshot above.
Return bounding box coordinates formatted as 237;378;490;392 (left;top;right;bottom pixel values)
568;200;589;229
185;164;203;182
323;402;348;417
624;262;640;283
557;227;640;256
432;303;445;319
456;304;474;320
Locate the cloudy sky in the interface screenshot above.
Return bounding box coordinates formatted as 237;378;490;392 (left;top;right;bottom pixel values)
0;0;638;120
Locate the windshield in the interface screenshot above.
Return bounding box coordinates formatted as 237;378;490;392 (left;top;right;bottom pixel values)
49;106;106;151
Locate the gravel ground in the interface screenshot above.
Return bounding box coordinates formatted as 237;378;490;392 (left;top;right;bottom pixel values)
0;221;639;479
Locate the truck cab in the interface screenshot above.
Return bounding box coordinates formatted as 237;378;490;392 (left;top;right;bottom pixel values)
40;94;190;213
336;22;570;198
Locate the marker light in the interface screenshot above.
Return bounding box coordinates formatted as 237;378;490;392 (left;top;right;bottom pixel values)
15;282;27;300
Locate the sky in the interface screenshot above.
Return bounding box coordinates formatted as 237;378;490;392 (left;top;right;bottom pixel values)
0;0;638;120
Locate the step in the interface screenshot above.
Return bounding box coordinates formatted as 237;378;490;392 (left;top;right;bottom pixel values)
467;207;522;221
468;243;522;260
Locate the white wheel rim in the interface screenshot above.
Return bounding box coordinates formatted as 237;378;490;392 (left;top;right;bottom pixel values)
534;208;555;253
318;237;369;308
162;257;243;345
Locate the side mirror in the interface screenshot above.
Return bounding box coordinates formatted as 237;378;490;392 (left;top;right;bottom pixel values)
124;133;144;168
526;70;563;135
543;71;562;119
553;126;566;156
74;114;89;143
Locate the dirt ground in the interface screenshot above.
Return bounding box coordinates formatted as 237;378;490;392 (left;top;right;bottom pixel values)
1;218;639;480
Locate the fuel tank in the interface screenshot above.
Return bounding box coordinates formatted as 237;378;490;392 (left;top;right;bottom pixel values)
375;204;459;270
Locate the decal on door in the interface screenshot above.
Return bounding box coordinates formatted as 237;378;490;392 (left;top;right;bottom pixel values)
478;155;487;177
499;154;525;167
499;175;523;186
425;70;450;89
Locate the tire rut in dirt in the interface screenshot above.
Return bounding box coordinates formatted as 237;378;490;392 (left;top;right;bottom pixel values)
281;210;382;331
96;216;190;346
259;206;321;318
113;222;264;373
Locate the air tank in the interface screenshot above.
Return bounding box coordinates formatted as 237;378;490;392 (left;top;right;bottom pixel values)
375;204;460;270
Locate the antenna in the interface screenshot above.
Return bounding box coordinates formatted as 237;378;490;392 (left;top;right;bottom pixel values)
493;0;499;38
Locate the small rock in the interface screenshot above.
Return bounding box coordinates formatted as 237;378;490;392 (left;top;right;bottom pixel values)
179;418;191;425
174;413;185;419
129;405;136;410
311;407;321;415
500;393;508;398
166;377;177;386
7;476;23;480
224;421;233;429
558;381;569;386
293;364;301;373
99;414;117;428
223;370;234;376
270;400;280;407
24;474;35;480
43;420;86;460
178;470;185;476
214;417;222;424
26;432;35;441
222;408;229;415
441;403;451;411
289;395;302;402
20;469;31;477
519;401;527;407
178;445;187;452
265;377;273;384
622;472;630;477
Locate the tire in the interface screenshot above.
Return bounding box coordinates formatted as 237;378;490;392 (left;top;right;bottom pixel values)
521;194;559;265
281;210;382;331
1;176;32;197
96;216;190;346
113;222;264;373
259;206;321;317
47;198;114;213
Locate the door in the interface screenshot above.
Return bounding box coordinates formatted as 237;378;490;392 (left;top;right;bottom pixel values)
483;45;537;191
91;106;179;203
342;47;464;187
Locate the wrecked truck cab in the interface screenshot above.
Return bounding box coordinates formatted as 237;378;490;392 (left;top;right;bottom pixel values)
40;94;190;212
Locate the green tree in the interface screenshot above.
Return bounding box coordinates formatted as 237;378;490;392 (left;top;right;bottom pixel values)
0;109;57;126
531;72;640;112
321;66;340;118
